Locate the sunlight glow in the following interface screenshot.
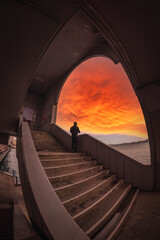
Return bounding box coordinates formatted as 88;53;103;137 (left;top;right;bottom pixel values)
57;57;148;138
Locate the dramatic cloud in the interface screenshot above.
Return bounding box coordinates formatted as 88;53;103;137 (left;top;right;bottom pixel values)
57;57;148;138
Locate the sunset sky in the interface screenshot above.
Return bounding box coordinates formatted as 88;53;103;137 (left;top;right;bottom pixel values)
57;57;148;138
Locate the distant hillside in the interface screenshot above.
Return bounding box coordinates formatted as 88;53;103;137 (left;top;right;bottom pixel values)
110;139;149;146
89;133;147;145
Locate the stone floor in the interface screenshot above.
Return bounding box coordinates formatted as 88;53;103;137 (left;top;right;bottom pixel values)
117;191;160;240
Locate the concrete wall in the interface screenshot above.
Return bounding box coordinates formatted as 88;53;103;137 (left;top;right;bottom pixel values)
138;82;160;191
0;133;9;145
0;0;58;134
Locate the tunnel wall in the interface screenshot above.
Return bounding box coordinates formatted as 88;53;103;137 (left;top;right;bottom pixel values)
138;83;160;191
0;133;9;145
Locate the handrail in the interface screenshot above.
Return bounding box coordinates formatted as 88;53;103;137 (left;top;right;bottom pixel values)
0;166;21;186
0;147;12;163
16;121;89;240
51;123;154;191
0;146;20;185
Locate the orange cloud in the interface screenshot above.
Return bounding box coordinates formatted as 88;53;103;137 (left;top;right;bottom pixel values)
57;57;148;138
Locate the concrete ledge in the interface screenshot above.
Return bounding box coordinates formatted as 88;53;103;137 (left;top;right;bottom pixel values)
51;124;154;190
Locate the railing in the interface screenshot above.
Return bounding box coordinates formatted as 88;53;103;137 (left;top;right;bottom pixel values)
0;166;21;186
16;120;89;240
0;147;12;163
51;123;154;191
0;146;20;185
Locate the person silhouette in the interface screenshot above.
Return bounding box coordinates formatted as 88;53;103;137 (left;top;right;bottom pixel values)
70;122;80;152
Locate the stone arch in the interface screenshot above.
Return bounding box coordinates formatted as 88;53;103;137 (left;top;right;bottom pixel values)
55;54;152;159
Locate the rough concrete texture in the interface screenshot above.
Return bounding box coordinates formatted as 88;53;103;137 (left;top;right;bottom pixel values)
117;191;160;240
0;172;14;203
31;130;68;152
0;173;14;239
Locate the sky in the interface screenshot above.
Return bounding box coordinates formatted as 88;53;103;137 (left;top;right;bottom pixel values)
57;57;148;139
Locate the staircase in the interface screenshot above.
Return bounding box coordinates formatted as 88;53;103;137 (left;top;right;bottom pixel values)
0;203;13;240
32;131;139;240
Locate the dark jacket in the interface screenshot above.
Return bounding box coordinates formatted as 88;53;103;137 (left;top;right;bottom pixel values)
70;126;80;137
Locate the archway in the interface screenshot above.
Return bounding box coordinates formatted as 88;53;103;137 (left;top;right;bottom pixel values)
56;56;150;165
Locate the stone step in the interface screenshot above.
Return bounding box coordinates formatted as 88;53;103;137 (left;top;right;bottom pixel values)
75;183;131;238
40;156;92;167
38;152;87;159
44;161;98;177
0;204;13;240
72;179;123;218
48;165;103;188
32;131;138;239
55;170;110;200
62;175;117;214
93;188;139;240
36;147;66;152
31;130;68;152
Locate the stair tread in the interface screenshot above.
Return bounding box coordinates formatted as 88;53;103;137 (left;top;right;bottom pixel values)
45;161;98;177
48;165;103;181
81;184;131;235
55;170;108;189
38;152;86;156
40;156;91;162
40;157;91;167
60;174;114;203
43;160;97;170
0;205;13;240
93;188;139;240
71;179;123;219
31;131;138;239
52;169;107;188
31;131;68;152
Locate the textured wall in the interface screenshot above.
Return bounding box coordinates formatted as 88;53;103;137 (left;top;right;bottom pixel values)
23;93;43;130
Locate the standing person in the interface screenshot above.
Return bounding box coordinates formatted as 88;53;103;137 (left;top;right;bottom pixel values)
70;122;80;152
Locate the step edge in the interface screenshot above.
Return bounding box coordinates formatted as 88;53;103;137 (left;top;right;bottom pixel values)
85;184;131;236
40;157;91;162
38;152;86;156
48;165;103;180
107;188;139;240
43;161;97;170
73;179;124;220
55;170;109;191
62;174;116;205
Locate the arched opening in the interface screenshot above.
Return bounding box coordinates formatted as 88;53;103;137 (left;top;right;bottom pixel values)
57;56;150;164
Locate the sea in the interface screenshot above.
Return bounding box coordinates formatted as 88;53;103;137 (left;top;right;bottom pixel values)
110;141;150;165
